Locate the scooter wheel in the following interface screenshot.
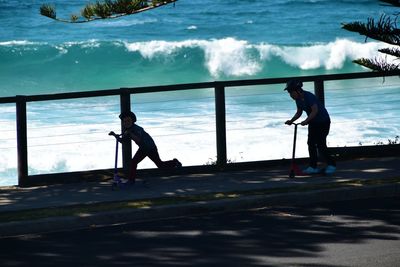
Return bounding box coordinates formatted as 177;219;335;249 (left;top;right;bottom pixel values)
111;182;119;191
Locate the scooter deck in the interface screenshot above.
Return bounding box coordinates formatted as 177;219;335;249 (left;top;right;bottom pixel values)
291;168;335;178
111;178;132;190
111;177;150;190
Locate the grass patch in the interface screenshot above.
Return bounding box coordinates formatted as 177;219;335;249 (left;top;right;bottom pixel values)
1;177;399;223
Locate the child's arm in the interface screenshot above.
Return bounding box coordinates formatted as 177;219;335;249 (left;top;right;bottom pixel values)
108;131;123;142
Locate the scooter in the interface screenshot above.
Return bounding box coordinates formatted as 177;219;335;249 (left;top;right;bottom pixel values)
108;131;129;190
289;123;304;178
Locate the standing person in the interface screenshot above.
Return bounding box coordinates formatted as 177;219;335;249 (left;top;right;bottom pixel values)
284;79;336;175
119;111;182;183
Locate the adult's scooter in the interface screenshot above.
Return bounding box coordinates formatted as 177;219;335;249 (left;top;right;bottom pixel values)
289;123;304;178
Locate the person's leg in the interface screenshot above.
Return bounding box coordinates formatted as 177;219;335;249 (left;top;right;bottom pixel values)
307;124;319;169
129;148;147;182
147;148;179;169
316;122;336;167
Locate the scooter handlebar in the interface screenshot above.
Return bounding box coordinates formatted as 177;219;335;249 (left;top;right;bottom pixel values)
108;131;122;141
285;122;302;126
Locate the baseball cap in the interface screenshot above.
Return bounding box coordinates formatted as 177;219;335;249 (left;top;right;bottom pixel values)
284;79;303;92
119;111;137;122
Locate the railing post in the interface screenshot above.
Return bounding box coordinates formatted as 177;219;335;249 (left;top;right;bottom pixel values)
16;95;28;187
314;79;325;106
215;86;227;169
120;90;132;177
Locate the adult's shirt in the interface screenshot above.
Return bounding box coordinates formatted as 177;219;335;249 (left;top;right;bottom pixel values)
296;90;330;124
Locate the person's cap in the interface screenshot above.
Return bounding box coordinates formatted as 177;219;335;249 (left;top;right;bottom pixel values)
284;79;303;92
119;111;137;122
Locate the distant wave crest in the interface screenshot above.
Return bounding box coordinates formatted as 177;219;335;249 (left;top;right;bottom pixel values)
123;37;389;76
0;38;391;80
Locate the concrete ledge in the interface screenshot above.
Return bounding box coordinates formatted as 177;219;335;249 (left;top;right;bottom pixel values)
20;145;400;187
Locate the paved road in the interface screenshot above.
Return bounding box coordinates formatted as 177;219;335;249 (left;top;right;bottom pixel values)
1;197;399;267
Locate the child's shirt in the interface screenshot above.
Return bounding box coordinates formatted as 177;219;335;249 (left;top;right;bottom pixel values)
123;124;156;151
296;90;330;124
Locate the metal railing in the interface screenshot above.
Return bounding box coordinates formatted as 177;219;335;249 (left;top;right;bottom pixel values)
1;71;399;186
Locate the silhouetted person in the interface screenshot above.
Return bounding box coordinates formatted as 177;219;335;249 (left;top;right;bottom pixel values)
119;111;182;183
284;79;336;175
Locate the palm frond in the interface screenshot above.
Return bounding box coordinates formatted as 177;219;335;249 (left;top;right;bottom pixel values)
378;47;400;57
353;57;400;72
342;14;400;45
40;4;56;19
82;4;96;20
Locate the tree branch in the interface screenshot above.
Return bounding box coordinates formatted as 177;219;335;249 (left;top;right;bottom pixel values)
40;0;177;23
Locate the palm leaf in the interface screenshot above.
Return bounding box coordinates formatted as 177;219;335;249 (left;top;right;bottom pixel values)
378;47;400;58
342;15;400;45
40;4;56;19
353;57;399;72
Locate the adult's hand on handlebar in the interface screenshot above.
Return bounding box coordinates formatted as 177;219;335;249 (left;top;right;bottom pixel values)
285;120;293;125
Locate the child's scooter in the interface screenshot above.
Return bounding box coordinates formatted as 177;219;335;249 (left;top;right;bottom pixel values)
289;123;304;178
108;131;129;190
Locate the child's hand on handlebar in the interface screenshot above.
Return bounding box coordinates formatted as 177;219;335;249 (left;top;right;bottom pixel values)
108;131;122;142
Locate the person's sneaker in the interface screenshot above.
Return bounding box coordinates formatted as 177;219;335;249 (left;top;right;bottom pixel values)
303;166;320;174
325;165;336;175
173;158;182;168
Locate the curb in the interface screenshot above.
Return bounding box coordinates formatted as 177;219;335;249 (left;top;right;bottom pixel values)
0;182;399;237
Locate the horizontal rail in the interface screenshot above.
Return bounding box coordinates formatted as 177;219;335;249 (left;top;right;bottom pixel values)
1;71;399;104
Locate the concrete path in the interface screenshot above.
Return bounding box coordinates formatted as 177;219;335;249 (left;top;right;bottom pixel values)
0;157;399;237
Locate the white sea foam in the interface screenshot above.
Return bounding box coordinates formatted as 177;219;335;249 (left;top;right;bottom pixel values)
97;18;158;27
201;38;261;76
123;38;391;77
1;38;391;78
0;40;39;46
124;38;261;76
257;38;390;70
123;39;195;58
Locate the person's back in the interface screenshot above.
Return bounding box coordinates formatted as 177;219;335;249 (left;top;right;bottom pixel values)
295;90;330;124
124;123;156;151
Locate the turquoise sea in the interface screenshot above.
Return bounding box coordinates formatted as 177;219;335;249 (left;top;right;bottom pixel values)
0;0;399;185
